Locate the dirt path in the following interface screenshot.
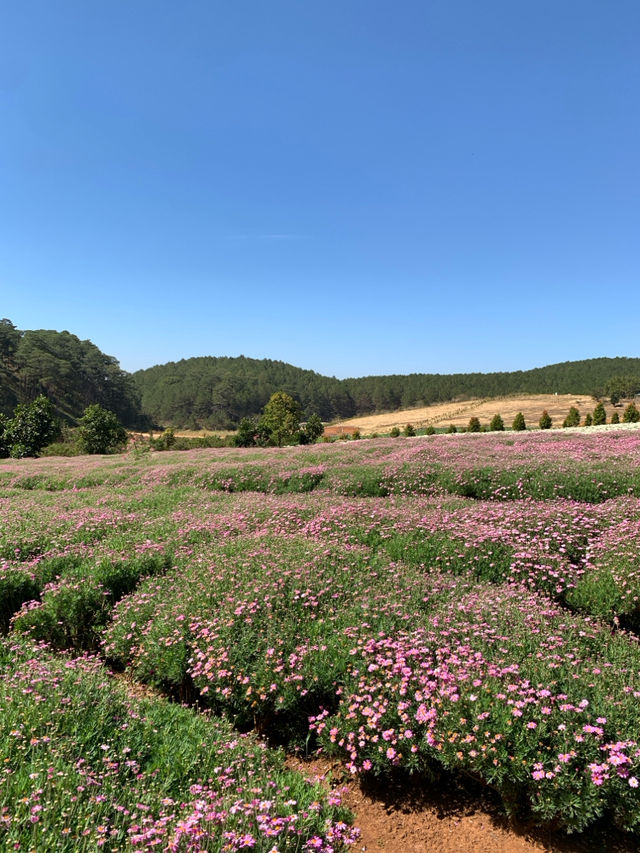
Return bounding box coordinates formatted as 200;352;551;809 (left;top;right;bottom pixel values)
287;756;635;853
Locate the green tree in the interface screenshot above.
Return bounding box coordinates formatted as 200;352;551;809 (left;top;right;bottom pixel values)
77;404;127;454
623;402;640;423
606;375;640;406
5;396;60;458
0;413;9;458
512;412;526;431
302;413;324;444
489;414;505;432
592;402;606;426
259;392;302;447
425;425;436;435
234;417;257;447
538;410;552;430
611;411;620;424
389;426;400;437
563;407;580;428
584;413;593;426
404;423;416;436
447;424;457;433
467;416;481;433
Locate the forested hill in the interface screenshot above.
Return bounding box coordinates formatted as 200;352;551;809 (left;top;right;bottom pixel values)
134;355;640;429
2;318;639;429
0;319;145;427
133;356;352;429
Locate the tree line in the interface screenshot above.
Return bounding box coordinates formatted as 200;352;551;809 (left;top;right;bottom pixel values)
2;319;640;430
0;319;146;428
135;355;640;428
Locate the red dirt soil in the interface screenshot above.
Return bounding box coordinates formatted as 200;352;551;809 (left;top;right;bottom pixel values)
287;756;635;853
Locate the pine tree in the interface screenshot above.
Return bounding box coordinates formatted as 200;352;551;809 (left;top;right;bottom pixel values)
539;410;552;430
592;402;606;425
467;416;481;433
623;402;640;423
562;406;580;428
489;414;504;431
512;412;526;431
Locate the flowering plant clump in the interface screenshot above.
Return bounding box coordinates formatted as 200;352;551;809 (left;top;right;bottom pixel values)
0;637;359;851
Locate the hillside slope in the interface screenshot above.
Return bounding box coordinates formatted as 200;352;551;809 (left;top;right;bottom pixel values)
134;355;640;429
0;319;145;427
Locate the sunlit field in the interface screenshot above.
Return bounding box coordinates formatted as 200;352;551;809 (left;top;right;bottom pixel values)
3;428;640;850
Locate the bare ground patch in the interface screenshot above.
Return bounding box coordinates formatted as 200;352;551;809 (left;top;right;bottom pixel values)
324;394;622;435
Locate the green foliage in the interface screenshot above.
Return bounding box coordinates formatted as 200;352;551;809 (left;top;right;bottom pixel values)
234;417;258;447
351;429;361;440
2;395;60;458
538;410;552;430
593;401;607;425
259;391;302;447
606;374;640;406
467;416;481;433
425;425;436;435
489;413;504;431
403;423;416;437
512;412;526;431
611;410;620;424
77;404;127;454
302;413;324;444
0;321;145;427
623;402;640;423
389;426;400;437
563;406;580;428
584;413;593;426
447;423;457;433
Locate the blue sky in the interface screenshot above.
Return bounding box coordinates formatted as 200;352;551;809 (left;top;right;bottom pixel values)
1;1;638;378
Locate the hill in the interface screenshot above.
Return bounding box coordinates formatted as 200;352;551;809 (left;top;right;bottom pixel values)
323;393;623;435
3;317;639;430
134;355;640;429
0;319;146;427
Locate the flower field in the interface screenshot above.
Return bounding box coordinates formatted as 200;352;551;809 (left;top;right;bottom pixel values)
2;428;640;849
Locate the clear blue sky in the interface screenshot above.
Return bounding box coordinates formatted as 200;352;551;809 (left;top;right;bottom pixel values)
1;1;638;378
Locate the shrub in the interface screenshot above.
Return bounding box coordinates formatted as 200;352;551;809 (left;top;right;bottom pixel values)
611;411;620;424
593;402;607;425
234;417;257;447
3;396;60;458
623;402;640;423
351;429;361;440
512;412;526;431
447;424;457;434
584;413;593;426
425;425;436;435
538;410;552;430
467;417;481;433
77;405;127;454
563;406;580;428
404;423;416;437
489;413;505;431
302;413;324;444
389;426;400;437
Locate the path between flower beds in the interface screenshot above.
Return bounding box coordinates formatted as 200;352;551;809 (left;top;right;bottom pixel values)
286;757;636;853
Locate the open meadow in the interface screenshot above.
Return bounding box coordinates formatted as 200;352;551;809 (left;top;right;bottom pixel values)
3;427;640;851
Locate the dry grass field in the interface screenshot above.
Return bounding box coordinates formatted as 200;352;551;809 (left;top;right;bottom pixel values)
323;393;619;435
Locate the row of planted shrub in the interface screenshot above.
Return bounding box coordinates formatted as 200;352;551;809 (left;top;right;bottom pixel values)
86;534;640;836
0;635;358;852
1;428;640;504
8;492;640;662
